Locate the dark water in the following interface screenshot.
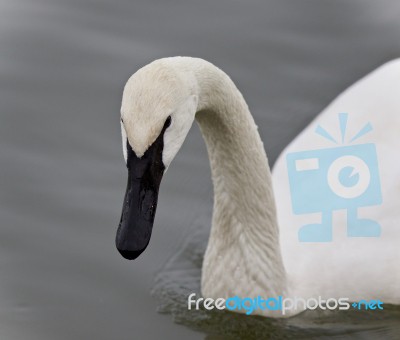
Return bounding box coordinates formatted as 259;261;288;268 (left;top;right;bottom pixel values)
1;0;399;339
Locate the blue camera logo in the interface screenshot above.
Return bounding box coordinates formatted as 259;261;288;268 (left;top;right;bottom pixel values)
286;113;382;242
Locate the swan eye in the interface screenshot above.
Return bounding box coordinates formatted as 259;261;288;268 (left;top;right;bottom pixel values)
164;116;171;129
121;118;124;123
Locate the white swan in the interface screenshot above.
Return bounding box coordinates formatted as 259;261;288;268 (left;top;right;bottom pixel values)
116;57;400;317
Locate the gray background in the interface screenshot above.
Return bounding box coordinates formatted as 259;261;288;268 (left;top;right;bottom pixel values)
1;0;399;339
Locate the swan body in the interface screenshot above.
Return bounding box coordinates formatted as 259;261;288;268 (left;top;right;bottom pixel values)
117;57;400;318
274;59;400;308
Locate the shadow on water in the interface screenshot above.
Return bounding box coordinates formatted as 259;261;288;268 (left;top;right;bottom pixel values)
151;213;400;339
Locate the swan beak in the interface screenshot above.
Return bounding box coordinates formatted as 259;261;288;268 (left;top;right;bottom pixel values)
116;134;165;260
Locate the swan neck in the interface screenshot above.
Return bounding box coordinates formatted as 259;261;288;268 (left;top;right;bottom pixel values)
188;59;287;300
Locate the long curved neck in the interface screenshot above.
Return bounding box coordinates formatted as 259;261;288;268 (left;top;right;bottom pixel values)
182;58;288;301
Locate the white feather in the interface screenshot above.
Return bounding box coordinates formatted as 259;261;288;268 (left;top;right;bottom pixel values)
120;121;127;163
163;95;198;169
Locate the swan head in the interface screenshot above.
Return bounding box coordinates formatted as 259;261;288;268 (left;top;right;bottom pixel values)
116;59;198;260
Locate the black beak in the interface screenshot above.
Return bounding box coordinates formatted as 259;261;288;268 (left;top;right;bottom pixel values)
116;118;170;260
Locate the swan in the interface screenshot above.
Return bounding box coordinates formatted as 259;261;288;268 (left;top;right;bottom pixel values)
116;56;400;317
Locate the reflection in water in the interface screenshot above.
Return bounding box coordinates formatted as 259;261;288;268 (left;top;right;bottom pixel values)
152;214;400;339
